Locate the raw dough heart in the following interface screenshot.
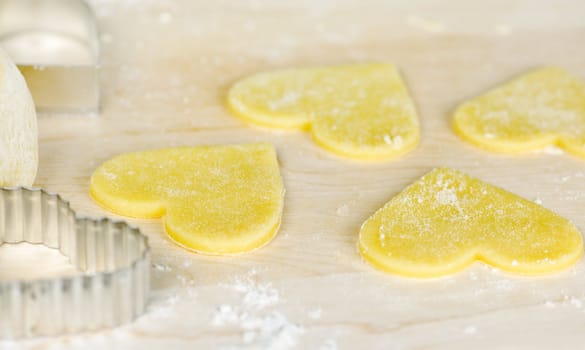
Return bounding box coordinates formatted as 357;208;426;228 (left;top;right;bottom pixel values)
90;143;284;255
0;48;37;186
227;63;420;160
359;168;583;278
453;67;585;156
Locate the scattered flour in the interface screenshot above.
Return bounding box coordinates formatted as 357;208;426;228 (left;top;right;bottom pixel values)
406;15;446;33
544;300;556;308
463;325;477;334
267;91;301;110
382;134;404;147
435;187;465;216
240;312;303;349
540;146;564;155
336;203;351;217
308;308;322;320
435;188;458;206
553;171;585;184
319;339;338;350
542;295;585;310
213;271;304;349
230;273;280;309
142;290;180;320
494;24;512;36
152;262;172;271
158;11;173;24
569;296;583;309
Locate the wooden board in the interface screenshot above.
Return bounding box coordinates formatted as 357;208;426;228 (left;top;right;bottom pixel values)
6;0;585;348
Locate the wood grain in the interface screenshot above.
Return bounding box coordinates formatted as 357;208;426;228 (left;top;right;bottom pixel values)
6;0;585;348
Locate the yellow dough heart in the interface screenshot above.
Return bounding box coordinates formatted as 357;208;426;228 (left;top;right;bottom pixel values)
90;143;284;255
227;63;420;160
453;67;585;156
359;168;583;278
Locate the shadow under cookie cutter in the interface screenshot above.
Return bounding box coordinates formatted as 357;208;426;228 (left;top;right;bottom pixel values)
0;0;100;112
0;187;150;339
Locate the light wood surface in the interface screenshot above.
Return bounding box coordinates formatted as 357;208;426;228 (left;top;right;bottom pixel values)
5;0;585;348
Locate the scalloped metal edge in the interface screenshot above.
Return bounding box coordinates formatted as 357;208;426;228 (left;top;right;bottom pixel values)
0;187;150;338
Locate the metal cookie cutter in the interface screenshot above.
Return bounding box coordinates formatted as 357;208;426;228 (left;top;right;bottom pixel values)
0;188;150;339
0;0;100;112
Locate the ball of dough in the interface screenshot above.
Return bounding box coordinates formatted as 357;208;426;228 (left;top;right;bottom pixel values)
0;48;38;186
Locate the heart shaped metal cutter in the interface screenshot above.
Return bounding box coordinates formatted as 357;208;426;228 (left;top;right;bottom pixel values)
0;187;150;338
0;0;100;112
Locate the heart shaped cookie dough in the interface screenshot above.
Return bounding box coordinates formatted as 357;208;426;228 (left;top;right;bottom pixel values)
359;168;583;278
227;63;420;160
90;143;284;255
453;67;585;156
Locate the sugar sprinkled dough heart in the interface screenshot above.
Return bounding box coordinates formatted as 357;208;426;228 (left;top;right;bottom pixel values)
90;143;284;255
454;67;585;156
0;48;37;186
359;168;583;278
227;63;420;160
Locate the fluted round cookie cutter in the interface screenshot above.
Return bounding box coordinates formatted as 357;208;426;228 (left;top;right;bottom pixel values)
0;187;150;338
